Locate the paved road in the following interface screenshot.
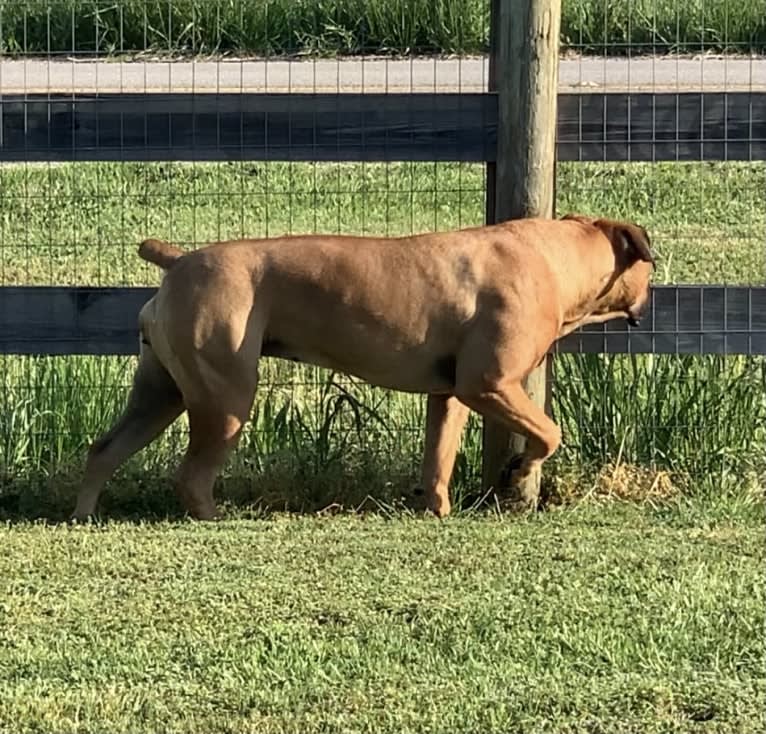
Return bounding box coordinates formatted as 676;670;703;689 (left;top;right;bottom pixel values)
0;56;763;93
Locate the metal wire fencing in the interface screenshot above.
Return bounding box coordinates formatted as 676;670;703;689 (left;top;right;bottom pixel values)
0;1;491;516
0;1;763;517
550;6;765;500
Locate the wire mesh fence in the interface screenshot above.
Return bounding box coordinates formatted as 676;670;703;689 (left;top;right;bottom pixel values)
0;1;763;517
551;2;765;500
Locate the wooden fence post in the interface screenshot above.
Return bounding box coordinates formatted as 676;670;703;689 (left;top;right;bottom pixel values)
483;0;561;506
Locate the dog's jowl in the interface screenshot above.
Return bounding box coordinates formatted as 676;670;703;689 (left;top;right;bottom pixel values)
73;214;653;520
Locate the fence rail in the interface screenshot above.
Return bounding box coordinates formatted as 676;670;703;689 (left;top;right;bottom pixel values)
1;92;764;162
1;285;764;357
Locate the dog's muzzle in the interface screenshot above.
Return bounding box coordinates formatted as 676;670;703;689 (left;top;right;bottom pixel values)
627;298;650;328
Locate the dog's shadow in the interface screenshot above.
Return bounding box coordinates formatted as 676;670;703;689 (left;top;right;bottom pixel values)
0;477;558;526
0;452;561;524
0;474;437;525
0;475;186;525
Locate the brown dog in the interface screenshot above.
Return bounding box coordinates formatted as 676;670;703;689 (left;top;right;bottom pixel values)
72;214;653;520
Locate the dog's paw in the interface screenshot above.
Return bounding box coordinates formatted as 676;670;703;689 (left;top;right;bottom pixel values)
498;457;543;512
407;486;450;518
499;454;525;486
506;471;542;512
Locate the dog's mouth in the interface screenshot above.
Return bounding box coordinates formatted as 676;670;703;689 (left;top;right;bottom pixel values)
627;315;641;328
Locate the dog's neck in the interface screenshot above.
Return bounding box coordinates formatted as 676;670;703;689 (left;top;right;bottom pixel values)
558;269;618;337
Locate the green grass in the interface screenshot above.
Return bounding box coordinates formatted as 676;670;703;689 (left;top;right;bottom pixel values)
0;0;764;57
0;504;763;733
2;161;763;287
0;160;764;517
1;352;763;521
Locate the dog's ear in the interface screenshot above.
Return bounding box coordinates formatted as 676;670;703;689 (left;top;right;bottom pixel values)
598;220;655;267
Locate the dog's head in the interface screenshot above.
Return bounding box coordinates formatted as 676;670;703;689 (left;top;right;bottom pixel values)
562;214;655;327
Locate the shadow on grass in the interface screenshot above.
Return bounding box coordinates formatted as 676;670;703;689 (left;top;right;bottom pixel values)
2;458;762;525
0;468;454;524
0;463;547;524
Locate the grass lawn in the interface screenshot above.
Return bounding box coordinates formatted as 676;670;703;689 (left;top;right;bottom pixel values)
0;148;763;733
0;501;764;733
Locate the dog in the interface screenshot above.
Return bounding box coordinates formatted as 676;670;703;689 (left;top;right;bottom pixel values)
72;214;653;520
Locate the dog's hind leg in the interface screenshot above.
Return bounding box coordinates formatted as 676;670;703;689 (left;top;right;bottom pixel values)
419;395;470;518
173;384;257;520
168;300;265;520
73;348;184;520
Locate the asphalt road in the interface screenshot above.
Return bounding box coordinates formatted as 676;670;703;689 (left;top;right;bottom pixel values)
0;56;763;93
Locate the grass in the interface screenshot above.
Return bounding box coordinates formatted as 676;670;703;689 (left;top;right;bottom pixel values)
0;160;764;518
0;0;764;57
2;161;763;287
0;503;764;733
1;352;764;521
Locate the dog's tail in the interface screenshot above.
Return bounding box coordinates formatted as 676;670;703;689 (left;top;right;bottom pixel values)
138;238;186;270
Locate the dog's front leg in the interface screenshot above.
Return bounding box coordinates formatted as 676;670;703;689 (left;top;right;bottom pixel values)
418;394;470;518
456;379;561;508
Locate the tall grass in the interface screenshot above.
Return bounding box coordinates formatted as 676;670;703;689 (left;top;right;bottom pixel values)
0;352;763;518
0;0;763;56
552;354;766;494
0;355;486;516
561;0;766;53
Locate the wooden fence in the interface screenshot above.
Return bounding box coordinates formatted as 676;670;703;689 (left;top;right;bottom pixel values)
1;88;764;356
